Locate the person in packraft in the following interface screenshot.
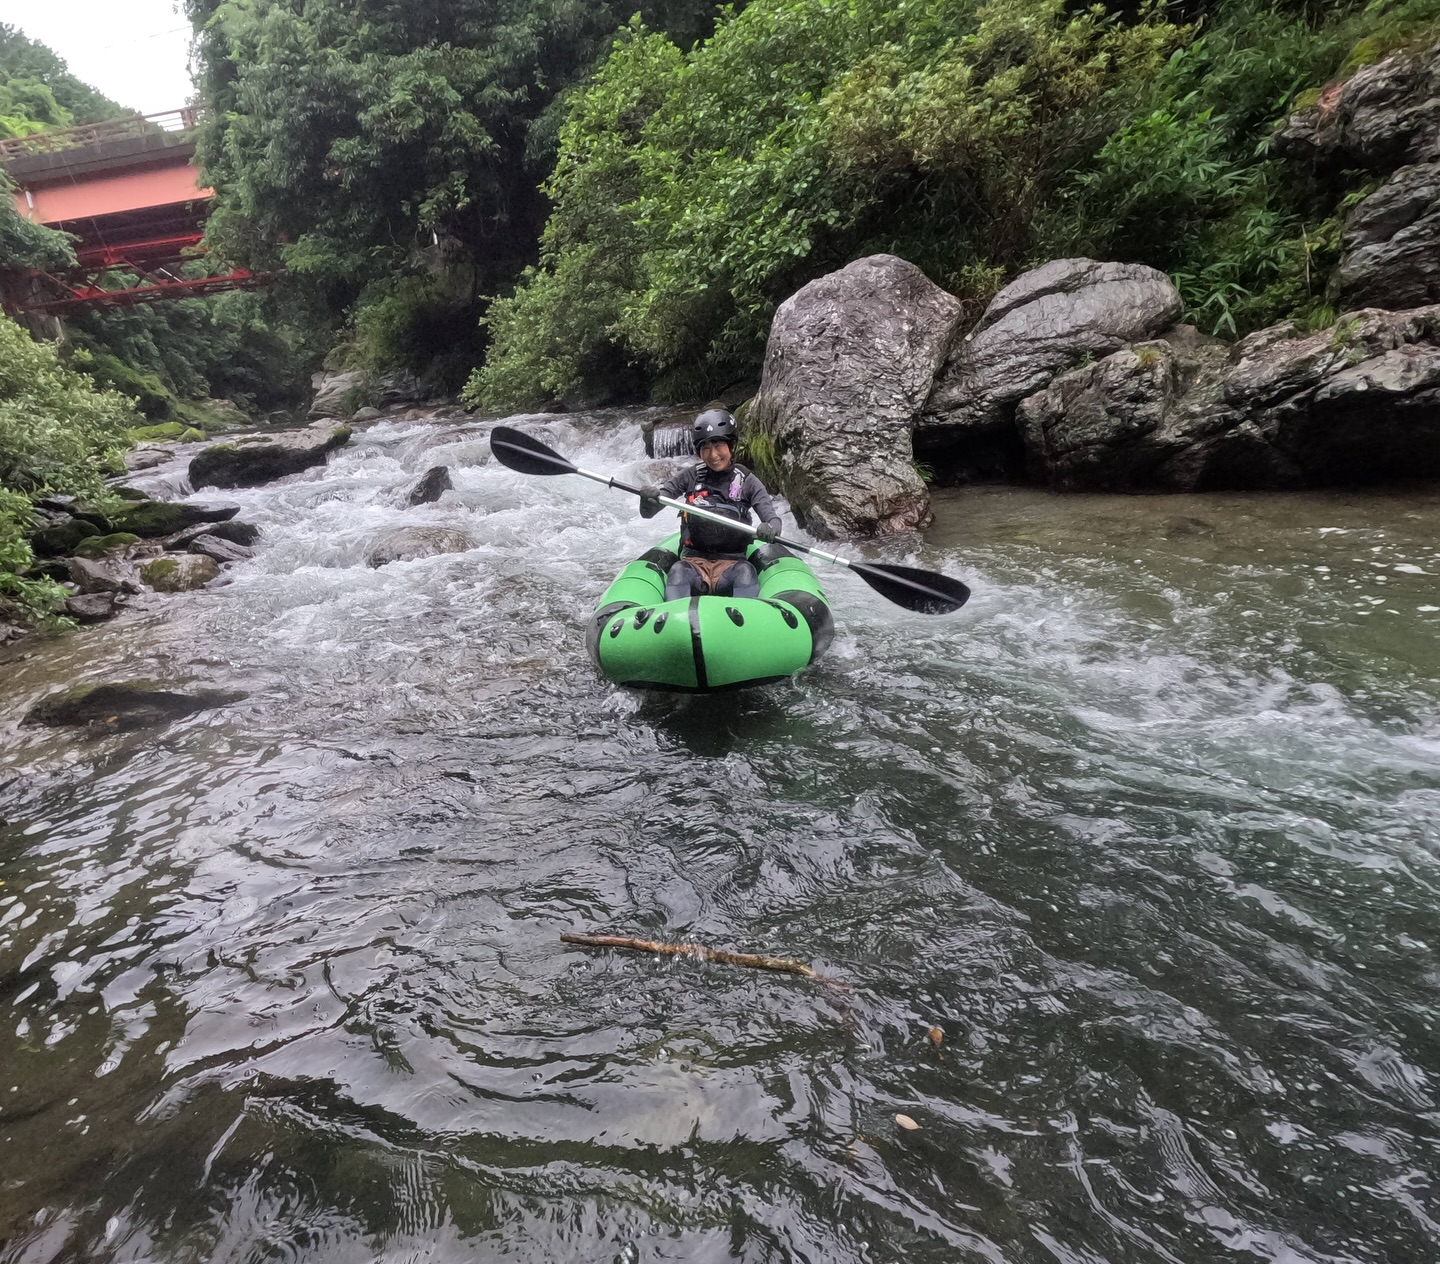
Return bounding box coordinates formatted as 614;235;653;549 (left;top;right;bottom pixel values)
639;408;782;601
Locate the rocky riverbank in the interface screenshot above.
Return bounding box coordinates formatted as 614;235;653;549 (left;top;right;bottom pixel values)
748;43;1440;538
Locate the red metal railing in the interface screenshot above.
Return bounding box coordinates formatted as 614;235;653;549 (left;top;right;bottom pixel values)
0;108;205;160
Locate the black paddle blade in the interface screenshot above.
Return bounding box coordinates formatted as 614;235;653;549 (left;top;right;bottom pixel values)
851;560;971;614
490;425;577;476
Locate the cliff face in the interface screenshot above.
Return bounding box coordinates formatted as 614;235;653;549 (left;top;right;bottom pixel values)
749;45;1440;536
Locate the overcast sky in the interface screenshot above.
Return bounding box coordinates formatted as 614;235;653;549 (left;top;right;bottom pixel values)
0;0;195;117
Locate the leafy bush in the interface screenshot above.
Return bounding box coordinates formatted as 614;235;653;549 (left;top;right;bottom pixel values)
0;314;138;622
0;316;136;494
473;0;1440;399
475;0;1187;406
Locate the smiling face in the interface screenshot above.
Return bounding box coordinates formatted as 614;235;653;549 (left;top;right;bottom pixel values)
699;437;733;472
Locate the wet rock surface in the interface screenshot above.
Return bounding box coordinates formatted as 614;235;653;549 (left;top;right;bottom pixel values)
1335;160;1440;309
139;554;223;592
748;253;963;538
921;258;1183;448
1272;43;1440;172
406;465;453;506
112;500;240;538
189;426;353;490
365;524;477;568
1019;308;1440;490
187;534;255;564
64;592;125;624
66;556;142;596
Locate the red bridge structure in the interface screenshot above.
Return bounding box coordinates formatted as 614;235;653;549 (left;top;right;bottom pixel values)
0;108;260;315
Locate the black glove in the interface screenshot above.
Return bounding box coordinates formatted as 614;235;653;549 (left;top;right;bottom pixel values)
638;485;664;519
754;521;779;544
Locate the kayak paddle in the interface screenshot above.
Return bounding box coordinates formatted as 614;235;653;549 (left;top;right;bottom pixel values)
489;424;970;615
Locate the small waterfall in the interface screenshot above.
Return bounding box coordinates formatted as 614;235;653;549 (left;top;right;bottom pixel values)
644;422;694;459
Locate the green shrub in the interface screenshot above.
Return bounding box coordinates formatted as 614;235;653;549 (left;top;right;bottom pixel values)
0;314;137;623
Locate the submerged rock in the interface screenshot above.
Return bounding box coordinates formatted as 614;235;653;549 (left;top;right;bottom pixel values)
365;525;476;567
189;426;352;489
748;254;963;538
23;682;247;731
406;465;453;506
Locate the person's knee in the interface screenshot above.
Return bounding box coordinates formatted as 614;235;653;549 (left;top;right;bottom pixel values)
722;561;759;599
664;560;701;602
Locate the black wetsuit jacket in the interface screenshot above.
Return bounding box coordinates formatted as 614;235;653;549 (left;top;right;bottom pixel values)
640;461;782;558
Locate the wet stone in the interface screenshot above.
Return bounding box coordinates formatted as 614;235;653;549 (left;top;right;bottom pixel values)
113;500;241;539
140;554;221;592
187;534;254;564
64;592;125;624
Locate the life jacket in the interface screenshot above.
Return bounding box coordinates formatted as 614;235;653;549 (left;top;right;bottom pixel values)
681;466;751;554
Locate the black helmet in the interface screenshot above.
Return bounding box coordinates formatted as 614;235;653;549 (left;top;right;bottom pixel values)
693;408;737;448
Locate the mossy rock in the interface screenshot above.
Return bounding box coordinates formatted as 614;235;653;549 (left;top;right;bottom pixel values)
128;422;191;442
29;518;101;558
139;557;180;588
109;485;150;502
139;555;220;592
73;532;141;559
84;353;175;419
113;501;239;538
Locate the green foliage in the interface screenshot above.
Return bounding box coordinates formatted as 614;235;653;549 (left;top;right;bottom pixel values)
1055;0;1440;335
0;315;136;494
0;24;126;124
67;289;315;417
477;0;1187;406
183;0;730;386
473;0;1440;400
0;170;74;271
343;269;483;392
0;315;138;622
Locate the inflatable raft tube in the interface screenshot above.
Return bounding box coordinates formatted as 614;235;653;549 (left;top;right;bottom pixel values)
585;534;833;691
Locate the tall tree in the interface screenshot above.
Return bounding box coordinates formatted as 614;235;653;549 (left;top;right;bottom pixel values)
183;0;732;377
0;25;127;125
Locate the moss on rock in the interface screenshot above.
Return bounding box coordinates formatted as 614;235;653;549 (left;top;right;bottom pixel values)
73;532;141;559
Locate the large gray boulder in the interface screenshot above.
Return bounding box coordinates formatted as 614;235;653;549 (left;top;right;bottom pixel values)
67;556;142;595
1018;328;1231;490
309;370;366;419
310;370;428;420
746;254;963;538
189;426;352;490
1018;308;1440;490
1334;161;1440;309
365;525;476;568
1272;45;1440;172
920;259;1183;465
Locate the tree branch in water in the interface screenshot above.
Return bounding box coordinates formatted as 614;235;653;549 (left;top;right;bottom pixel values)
560;933;845;987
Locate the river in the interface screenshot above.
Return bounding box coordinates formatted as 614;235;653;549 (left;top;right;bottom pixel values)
1;410;1437;1263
